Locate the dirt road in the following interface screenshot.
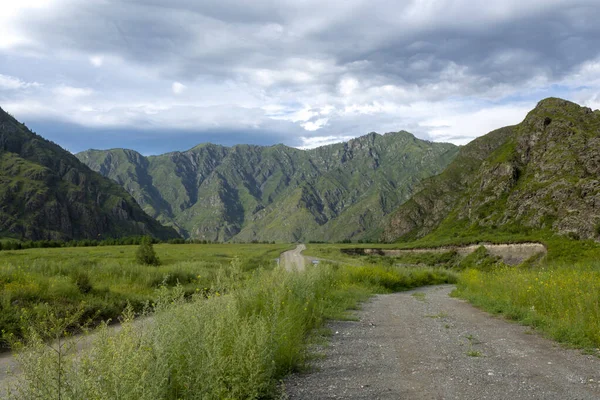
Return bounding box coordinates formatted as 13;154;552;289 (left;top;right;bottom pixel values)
285;285;600;400
280;244;308;271
0;349;16;395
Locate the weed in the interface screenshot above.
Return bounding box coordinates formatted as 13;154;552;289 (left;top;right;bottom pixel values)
412;292;426;301
0;243;291;342
455;264;600;348
425;312;448;319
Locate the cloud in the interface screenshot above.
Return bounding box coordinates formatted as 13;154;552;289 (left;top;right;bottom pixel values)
89;55;104;67
0;0;599;153
298;135;356;149
0;74;40;90
172;81;186;94
301;118;329;131
53;85;94;98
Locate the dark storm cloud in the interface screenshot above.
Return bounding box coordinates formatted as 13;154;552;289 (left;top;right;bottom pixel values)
2;0;600;150
16;1;600;91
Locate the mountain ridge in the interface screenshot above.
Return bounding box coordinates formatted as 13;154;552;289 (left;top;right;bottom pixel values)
384;97;600;243
0;107;180;241
78;131;458;242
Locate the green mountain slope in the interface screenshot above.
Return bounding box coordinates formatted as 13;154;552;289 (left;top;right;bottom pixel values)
0;108;179;241
77;132;458;242
384;98;600;243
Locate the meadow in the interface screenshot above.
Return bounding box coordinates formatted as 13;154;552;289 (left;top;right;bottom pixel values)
5;244;457;399
0;243;291;344
5;236;600;399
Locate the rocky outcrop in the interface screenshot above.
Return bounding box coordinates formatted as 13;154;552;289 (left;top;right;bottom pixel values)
384;98;600;242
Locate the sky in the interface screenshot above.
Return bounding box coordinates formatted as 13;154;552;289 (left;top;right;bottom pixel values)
1;0;599;155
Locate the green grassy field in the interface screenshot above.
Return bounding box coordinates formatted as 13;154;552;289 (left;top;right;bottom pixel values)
5;237;600;398
0;243;292;343
6;244;457;399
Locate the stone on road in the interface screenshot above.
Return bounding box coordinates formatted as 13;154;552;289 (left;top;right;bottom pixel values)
285;285;600;400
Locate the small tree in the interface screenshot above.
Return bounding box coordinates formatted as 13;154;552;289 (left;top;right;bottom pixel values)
136;236;160;266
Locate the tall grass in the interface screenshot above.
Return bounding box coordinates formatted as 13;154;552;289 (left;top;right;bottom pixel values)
6;263;457;399
455;264;600;348
0;244;291;343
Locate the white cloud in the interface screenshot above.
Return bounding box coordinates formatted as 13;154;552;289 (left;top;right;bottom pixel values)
0;0;58;49
172;81;187;94
89;55;104;67
53;85;94;98
338;76;359;96
301;118;329;131
0;74;40;90
418;103;533;144
298;135;356;149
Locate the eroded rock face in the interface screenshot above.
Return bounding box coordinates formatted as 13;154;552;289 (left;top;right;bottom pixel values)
385;98;600;242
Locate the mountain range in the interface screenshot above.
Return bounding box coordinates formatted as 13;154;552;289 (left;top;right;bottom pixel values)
77;132;458;242
2;97;598;244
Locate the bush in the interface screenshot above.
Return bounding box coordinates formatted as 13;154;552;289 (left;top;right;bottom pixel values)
135;236;160;266
72;271;93;294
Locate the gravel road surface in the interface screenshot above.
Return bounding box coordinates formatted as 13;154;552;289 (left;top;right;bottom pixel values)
285;285;600;400
280;244;308;271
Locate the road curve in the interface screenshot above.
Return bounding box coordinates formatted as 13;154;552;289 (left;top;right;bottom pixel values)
285;285;600;400
280;244;308;272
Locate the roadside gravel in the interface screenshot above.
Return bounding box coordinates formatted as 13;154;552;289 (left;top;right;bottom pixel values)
285;285;600;400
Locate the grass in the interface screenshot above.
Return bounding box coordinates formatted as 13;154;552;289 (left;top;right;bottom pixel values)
5;253;457;399
308;239;600;352
0;243;291;343
454;263;600;349
412;292;426;301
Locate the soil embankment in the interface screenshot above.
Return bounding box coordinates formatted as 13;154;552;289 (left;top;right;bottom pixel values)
344;243;547;265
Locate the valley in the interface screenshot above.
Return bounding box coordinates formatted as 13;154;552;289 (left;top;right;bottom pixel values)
1;98;600;399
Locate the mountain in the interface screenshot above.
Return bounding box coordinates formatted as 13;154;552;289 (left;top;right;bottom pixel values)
77;132;458;242
0;107;180;241
384;98;600;242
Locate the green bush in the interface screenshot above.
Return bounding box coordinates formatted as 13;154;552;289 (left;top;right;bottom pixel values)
72;271;93;294
135;236;160;266
456;246;503;271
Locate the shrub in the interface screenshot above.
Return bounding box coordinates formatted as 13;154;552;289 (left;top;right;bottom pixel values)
72;271;93;294
135;236;160;266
